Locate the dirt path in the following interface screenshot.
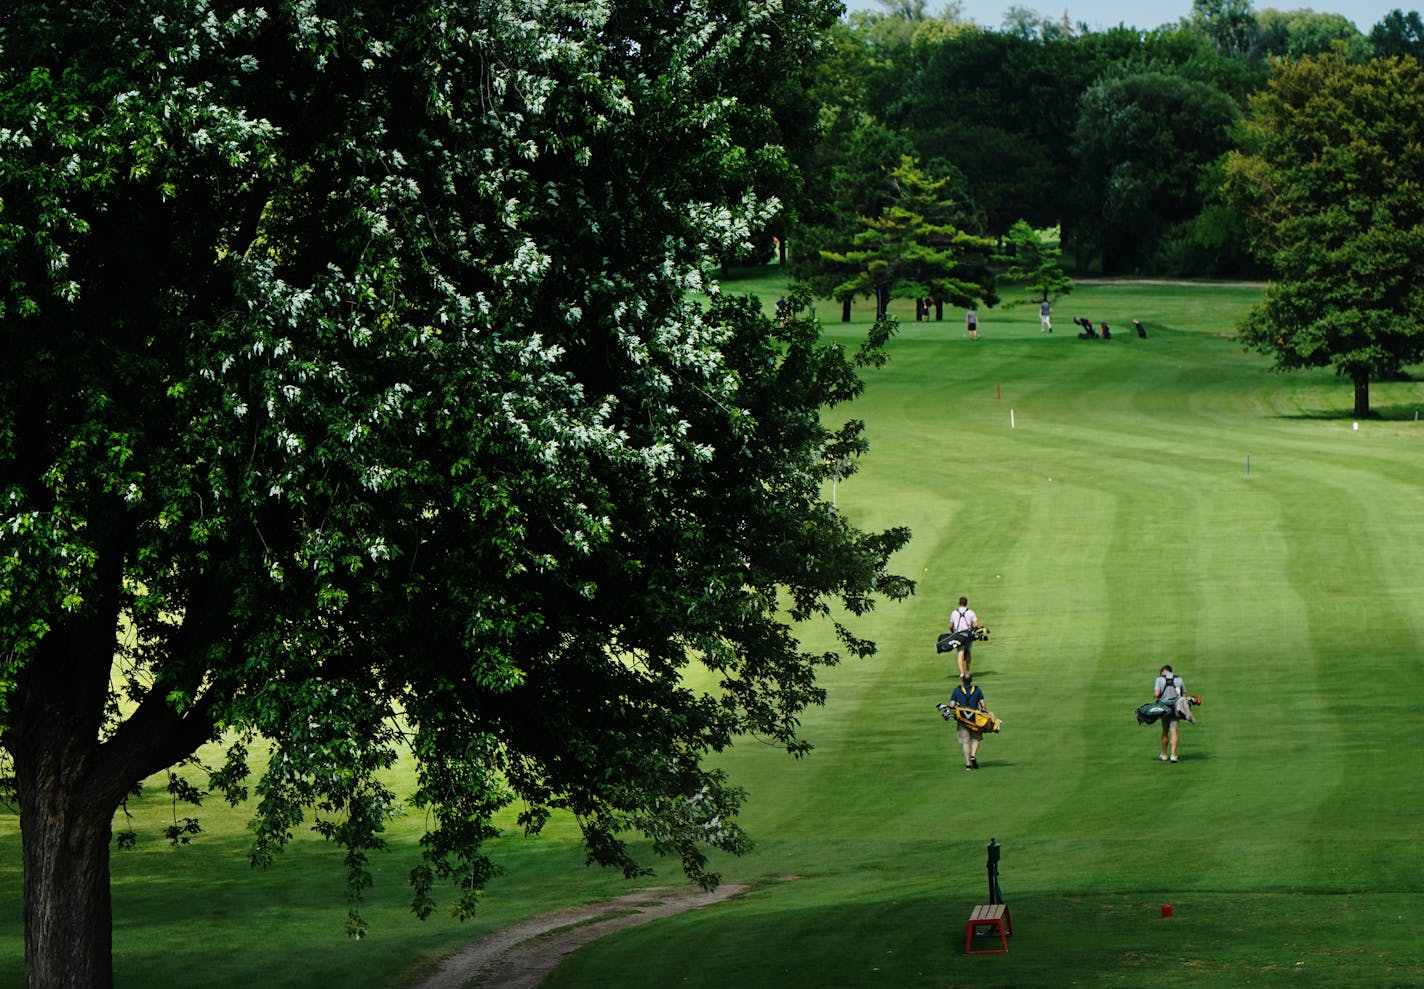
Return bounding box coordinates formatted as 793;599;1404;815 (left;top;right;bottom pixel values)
409;883;752;989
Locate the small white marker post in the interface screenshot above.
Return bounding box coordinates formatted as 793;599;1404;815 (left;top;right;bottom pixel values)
1010;409;1016;429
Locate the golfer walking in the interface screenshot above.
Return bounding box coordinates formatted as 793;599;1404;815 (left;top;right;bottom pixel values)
1039;299;1052;332
1154;664;1186;763
948;596;979;677
949;673;988;771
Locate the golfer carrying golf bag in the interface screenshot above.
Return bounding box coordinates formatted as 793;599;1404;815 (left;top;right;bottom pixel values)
948;596;980;677
949;673;989;771
1154;665;1186;763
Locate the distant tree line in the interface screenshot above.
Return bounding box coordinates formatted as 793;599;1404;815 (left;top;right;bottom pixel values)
780;0;1424;290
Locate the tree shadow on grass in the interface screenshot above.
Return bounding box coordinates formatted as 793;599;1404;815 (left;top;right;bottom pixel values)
581;888;1424;989
1278;402;1424;422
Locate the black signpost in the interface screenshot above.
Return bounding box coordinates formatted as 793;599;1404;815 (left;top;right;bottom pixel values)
986;838;1003;905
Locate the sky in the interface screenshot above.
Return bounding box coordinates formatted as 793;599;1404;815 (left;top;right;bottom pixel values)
840;0;1409;34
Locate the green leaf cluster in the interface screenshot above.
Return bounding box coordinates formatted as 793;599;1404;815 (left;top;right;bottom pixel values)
997;220;1074;305
0;2;909;975
820;155;996;310
1225;49;1424;413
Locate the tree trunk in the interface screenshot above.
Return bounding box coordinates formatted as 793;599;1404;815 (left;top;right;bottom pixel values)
8;543;216;989
840;296;851;323
17;769;118;989
10;612;124;989
1353;370;1370;418
6;504;234;985
11;622;221;989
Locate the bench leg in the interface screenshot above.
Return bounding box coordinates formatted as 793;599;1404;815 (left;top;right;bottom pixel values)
965;918;1009;954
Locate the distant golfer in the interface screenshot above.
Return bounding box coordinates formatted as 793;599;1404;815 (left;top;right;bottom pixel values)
966;307;979;340
948;596;980;677
1039;299;1052;332
949;673;988;771
1154;664;1186;763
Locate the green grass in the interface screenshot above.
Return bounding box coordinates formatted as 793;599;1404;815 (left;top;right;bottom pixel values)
0;785;661;987
544;276;1424;988
5;272;1424;987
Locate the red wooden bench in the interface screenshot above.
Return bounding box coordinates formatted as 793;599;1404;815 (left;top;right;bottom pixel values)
965;902;1012;954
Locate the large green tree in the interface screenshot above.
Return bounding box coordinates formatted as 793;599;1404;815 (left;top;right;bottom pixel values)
997;220;1073;306
1256;8;1370;61
1225;50;1424;416
1191;0;1263;63
1072;71;1240;273
0;3;911;987
1370;9;1424;60
895;27;1084;233
822;156;997;318
790;119;915;321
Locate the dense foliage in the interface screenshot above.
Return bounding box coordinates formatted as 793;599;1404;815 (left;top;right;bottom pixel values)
0;2;912;986
997;221;1073;307
820;156;996;316
790;0;1402;277
1225;50;1424;415
1072;71;1240;273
